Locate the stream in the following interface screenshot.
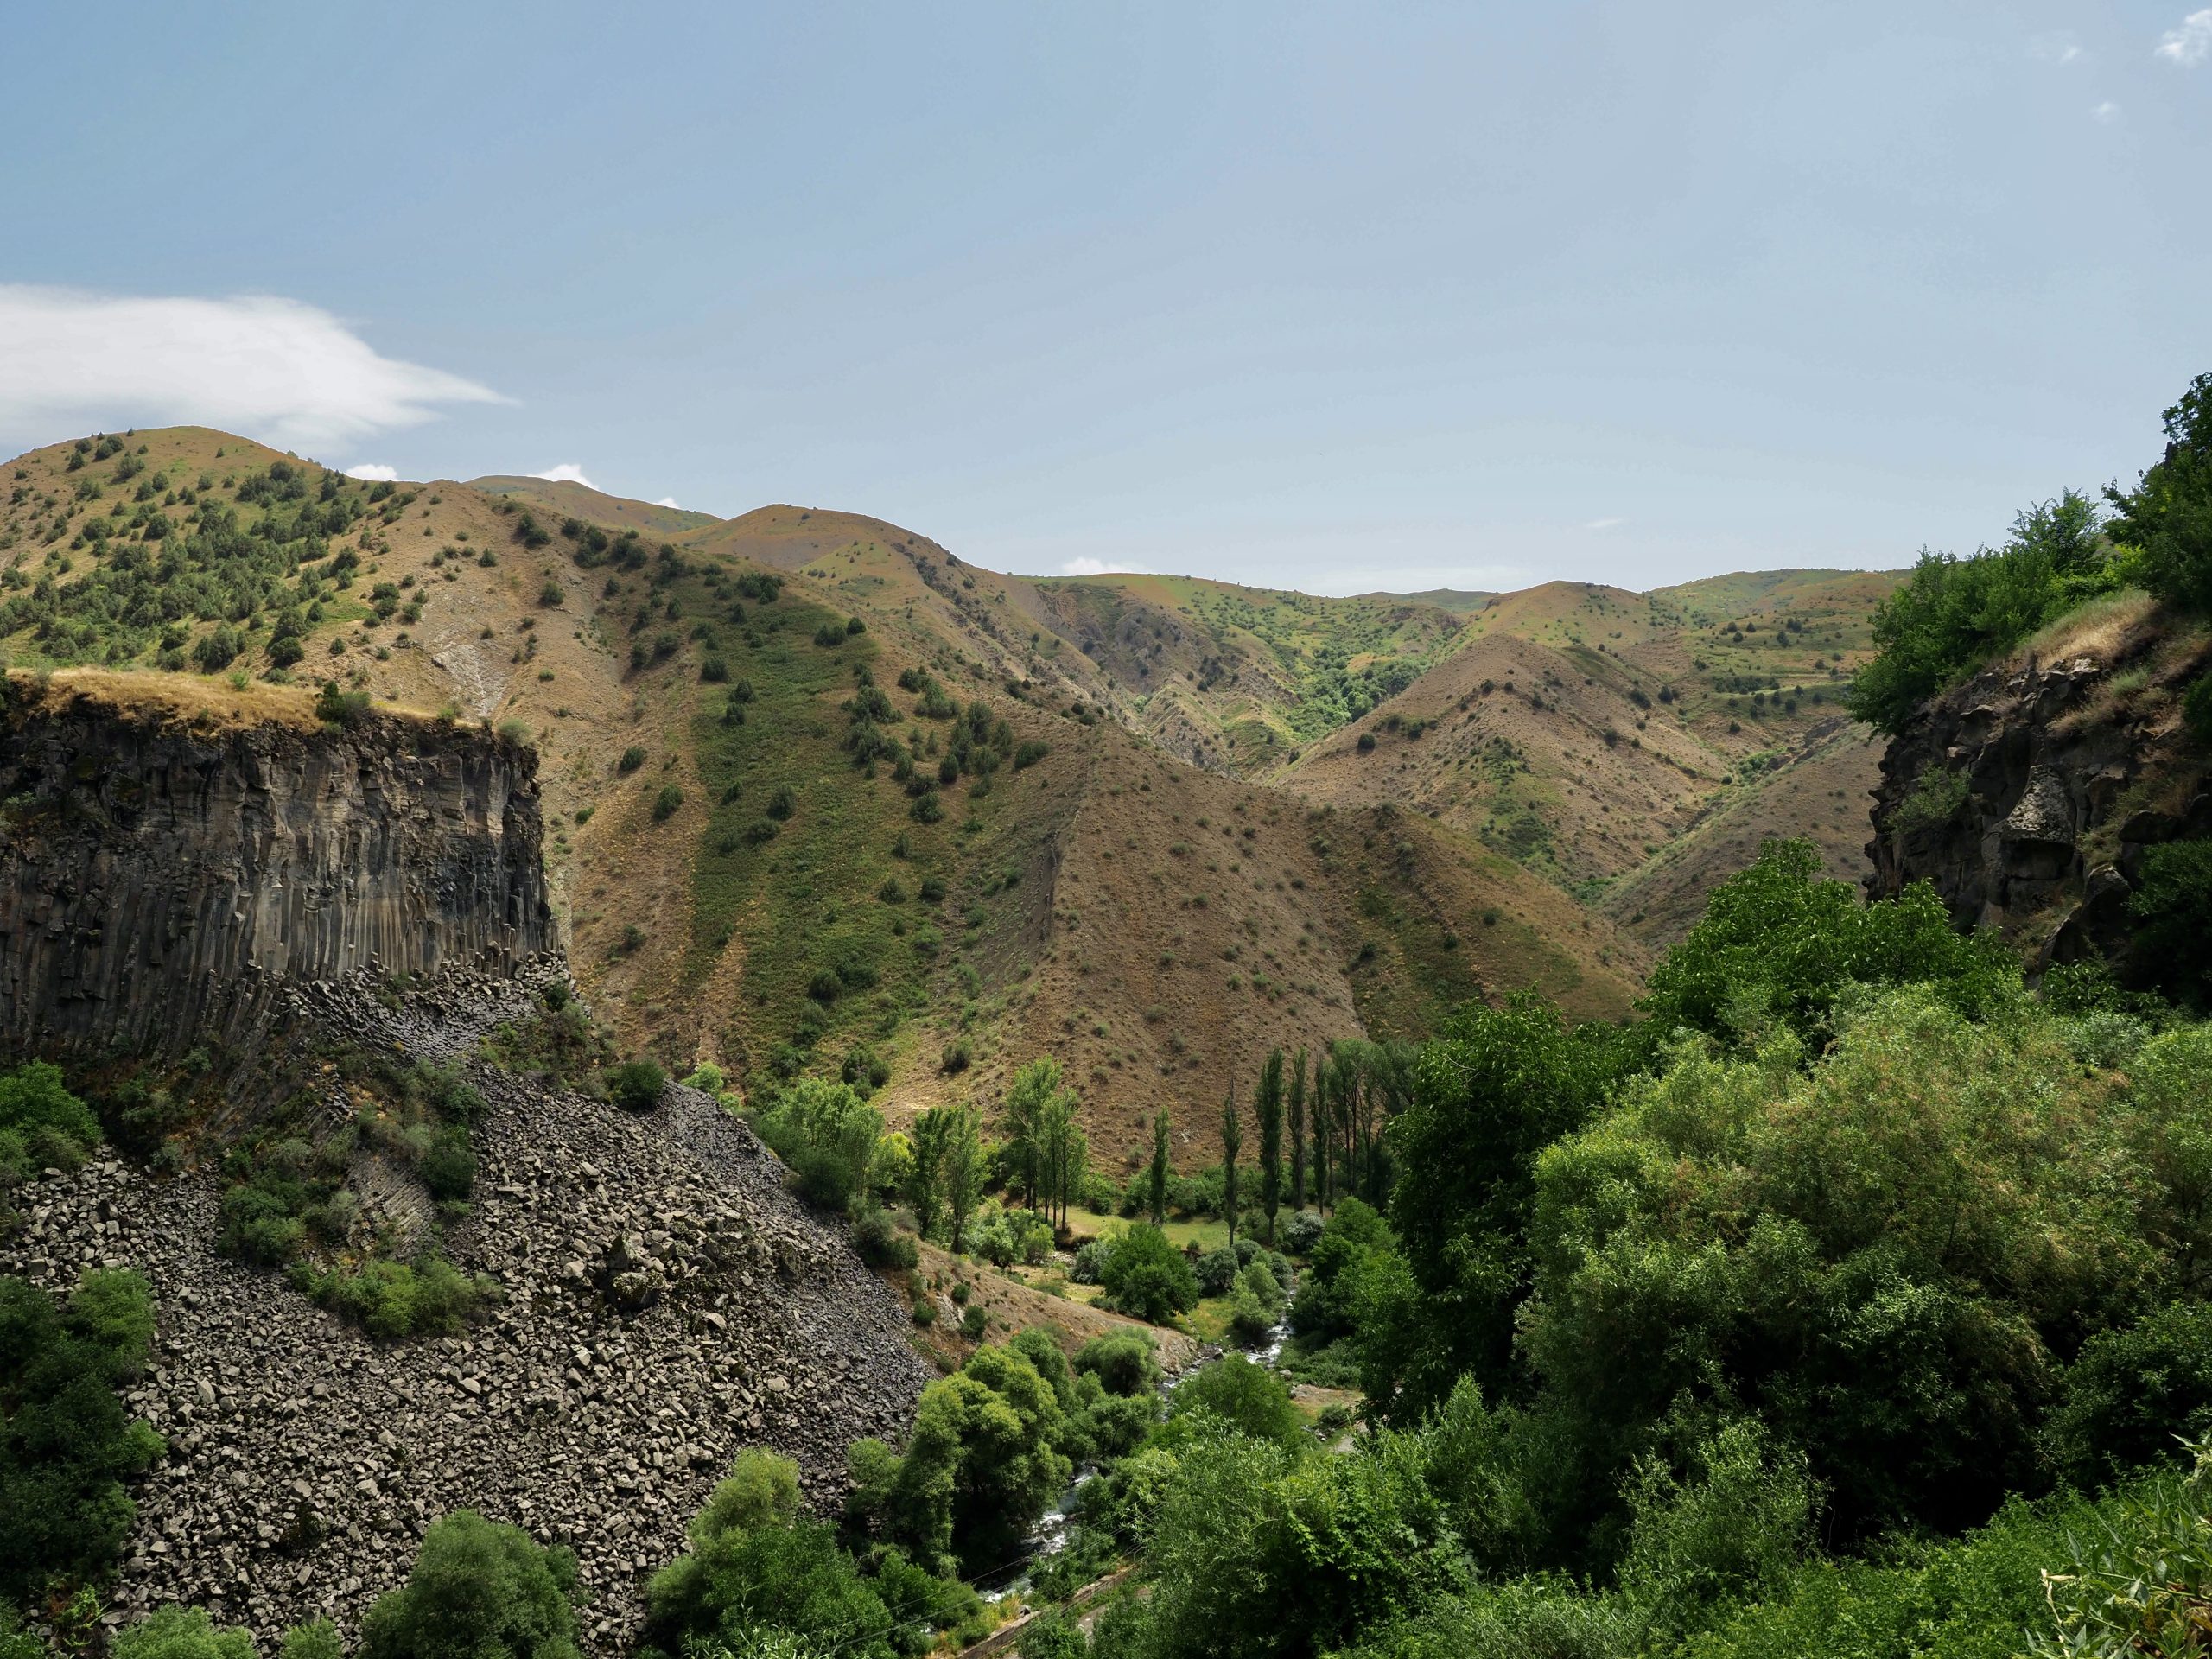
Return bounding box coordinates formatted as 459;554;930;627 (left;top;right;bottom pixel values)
987;1308;1295;1599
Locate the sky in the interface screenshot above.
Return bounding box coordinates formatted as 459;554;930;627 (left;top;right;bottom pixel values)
1;2;2207;594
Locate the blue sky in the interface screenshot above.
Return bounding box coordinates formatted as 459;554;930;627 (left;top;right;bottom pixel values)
2;2;2207;592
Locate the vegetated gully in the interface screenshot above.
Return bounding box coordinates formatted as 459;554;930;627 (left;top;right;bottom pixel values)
995;1299;1295;1600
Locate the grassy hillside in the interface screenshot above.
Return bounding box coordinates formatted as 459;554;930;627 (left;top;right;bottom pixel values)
0;426;1892;1165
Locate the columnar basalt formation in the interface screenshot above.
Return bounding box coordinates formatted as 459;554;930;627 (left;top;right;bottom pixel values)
0;676;552;1058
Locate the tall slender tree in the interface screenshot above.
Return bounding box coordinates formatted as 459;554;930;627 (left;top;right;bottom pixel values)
907;1106;953;1240
1221;1084;1243;1249
1312;1052;1333;1214
1149;1111;1172;1224
1256;1048;1285;1245
1001;1057;1063;1211
1037;1089;1087;1231
1287;1047;1308;1211
943;1105;982;1255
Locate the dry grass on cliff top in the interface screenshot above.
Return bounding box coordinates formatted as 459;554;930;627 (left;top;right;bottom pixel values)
6;667;454;736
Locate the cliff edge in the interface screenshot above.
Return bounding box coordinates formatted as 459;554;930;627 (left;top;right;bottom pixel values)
0;671;552;1059
1866;594;2212;975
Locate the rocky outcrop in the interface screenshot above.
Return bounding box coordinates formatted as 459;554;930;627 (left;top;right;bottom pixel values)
0;677;551;1060
0;963;926;1650
1866;605;2212;974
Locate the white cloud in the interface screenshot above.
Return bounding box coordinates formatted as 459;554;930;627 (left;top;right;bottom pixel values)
655;496;683;509
345;462;400;481
2093;99;2122;122
2158;8;2212;62
2029;30;2082;63
0;285;503;451
1061;556;1156;576
1584;516;1626;531
529;463;600;490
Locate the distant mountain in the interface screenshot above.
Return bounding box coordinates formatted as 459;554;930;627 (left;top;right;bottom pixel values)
0;427;1897;1163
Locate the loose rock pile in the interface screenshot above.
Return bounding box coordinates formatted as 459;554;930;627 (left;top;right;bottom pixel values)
0;959;926;1650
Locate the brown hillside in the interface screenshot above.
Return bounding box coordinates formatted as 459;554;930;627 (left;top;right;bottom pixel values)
467;474;721;536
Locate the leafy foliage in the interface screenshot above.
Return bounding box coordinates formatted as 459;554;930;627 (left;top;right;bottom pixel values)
0;1270;162;1603
359;1510;582;1659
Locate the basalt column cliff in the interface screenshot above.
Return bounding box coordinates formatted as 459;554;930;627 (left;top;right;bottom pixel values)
0;674;553;1057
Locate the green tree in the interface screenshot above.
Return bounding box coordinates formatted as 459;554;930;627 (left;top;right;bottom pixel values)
2107;370;2212;616
756;1078;882;1213
1099;1224;1200;1325
1287;1048;1308;1211
111;1608;255;1659
1256;1049;1285;1245
1000;1057;1064;1211
359;1510;581;1659
849;1343;1071;1573
1373;996;1624;1414
1221;1086;1243;1249
942;1105;983;1254
906;1105;954;1240
1149;1110;1172;1224
1636;837;2017;1059
1036;1084;1086;1232
0;1269;163;1603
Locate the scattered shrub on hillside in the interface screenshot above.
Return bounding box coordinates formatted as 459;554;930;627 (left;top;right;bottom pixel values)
359;1510;580;1659
616;746;647;774
607;1059;666;1112
852;1207;918;1270
651;784;683;822
304;1255;497;1340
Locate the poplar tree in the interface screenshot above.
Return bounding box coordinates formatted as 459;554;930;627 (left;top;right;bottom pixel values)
943;1105;982;1255
1221;1085;1243;1249
1287;1047;1308;1211
1149;1111;1172;1224
1256;1048;1285;1245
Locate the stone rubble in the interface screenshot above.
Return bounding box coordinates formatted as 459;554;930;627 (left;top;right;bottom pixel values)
0;959;926;1650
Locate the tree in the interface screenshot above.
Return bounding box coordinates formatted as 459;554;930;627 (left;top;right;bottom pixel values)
607;1058;665;1112
1312;1052;1334;1213
1149;1110;1172;1224
1001;1057;1064;1211
849;1343;1071;1573
2107;370;2212;617
907;1106;953;1239
1287;1048;1308;1211
1221;1087;1244;1249
359;1510;581;1659
1256;1050;1285;1245
0;1269;163;1603
943;1105;983;1254
111;1608;256;1659
1033;1082;1087;1232
755;1078;881;1213
1099;1224;1200;1325
648;1450;905;1659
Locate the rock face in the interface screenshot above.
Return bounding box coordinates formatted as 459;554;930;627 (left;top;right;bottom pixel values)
0;681;551;1059
1866;609;2212;973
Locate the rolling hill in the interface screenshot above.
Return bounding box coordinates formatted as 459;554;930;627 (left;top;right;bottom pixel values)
0;426;1896;1162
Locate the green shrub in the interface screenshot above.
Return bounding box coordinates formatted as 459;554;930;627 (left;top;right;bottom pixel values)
315;679;373;728
306;1256;496;1340
1075;1331;1162;1398
2129;839;2212;1003
360;1510;581;1659
651;784;683;822
852;1208;918;1269
111;1607;257;1659
617;745;647;774
2047;1300;2212;1489
607;1058;666;1112
960;1304;988;1340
